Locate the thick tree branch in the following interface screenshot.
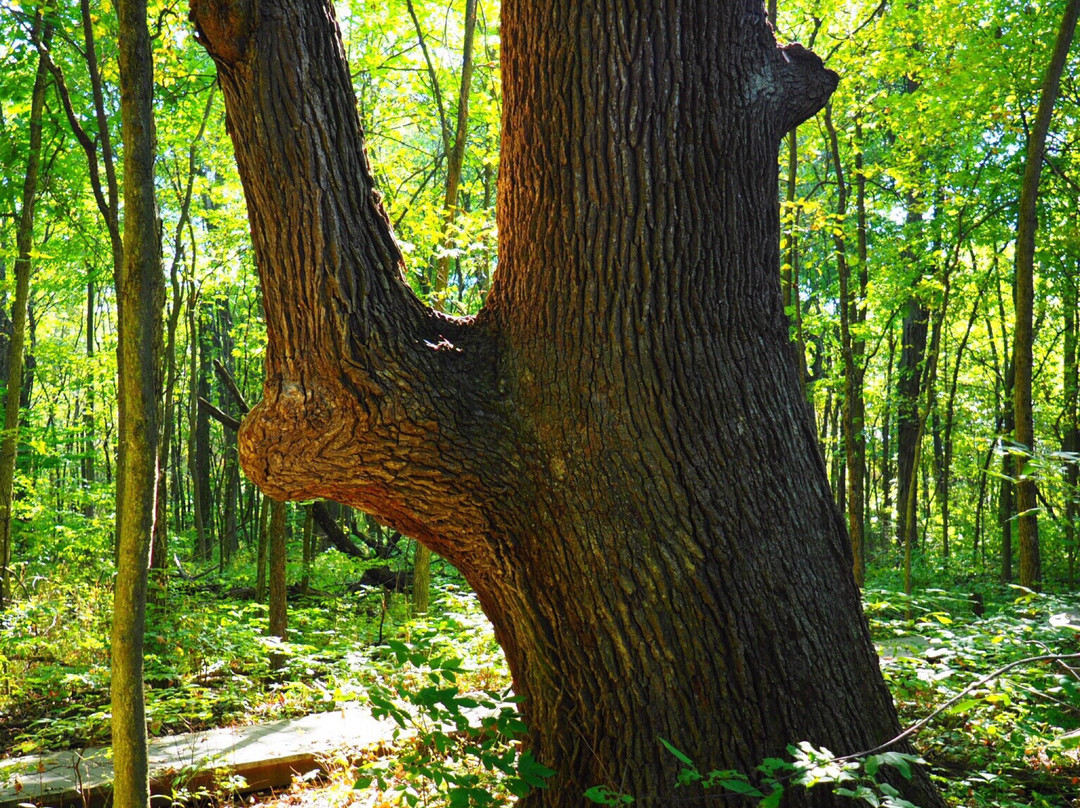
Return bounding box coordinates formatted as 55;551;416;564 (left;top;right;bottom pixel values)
212;357;249;413
198;396;240;431
310;504;367;559
188;0;512;565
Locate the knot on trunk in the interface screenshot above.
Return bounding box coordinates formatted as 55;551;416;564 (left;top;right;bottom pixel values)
772;43;839;135
237;380;346;500
190;0;256;64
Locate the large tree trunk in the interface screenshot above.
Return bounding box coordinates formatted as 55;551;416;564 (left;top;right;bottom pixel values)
189;2;942;805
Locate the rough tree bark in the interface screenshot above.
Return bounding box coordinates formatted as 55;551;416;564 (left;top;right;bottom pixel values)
189;1;943;805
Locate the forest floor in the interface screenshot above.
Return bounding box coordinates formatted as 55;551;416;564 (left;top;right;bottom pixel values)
3;563;1080;807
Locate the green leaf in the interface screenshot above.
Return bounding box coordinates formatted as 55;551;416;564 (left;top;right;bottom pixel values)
758;786;784;808
945;698;982;715
584;785;634;805
719;779;763;797
758;757;796;775
869;752;917;780
659;737;695;767
517;750;557;788
385;639;409;663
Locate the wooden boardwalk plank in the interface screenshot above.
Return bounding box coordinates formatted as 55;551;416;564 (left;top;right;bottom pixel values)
0;707;397;808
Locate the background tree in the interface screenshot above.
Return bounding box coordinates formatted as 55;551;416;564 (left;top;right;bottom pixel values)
0;14;50;610
1012;0;1080;591
111;0;163;803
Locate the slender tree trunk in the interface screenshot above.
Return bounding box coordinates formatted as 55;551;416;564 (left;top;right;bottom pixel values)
783;129;811;398
1000;447;1014;582
152;268;182;573
1013;0;1080;590
1064;255;1079;586
154;89;214;571
973;440;994;563
1001;346;1016;584
895;244;928;548
191;1;943;804
255;493;270;601
83;279;96;518
897;292;928;571
825;103;865;586
196;317;214;557
300;503;313;594
987;270;1016;581
881;330;894;544
217;301;240;560
268;499;287;671
901;277;949;593
172;399;185;533
931;403;947;558
433;0;479;304
186;297;211;559
833;395;846;514
939;287;984;563
0;19;50;611
112;0;164;803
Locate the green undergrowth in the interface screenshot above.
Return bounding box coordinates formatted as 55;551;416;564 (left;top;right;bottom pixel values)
0;551;507;760
3;554;1080;808
865;582;1080;807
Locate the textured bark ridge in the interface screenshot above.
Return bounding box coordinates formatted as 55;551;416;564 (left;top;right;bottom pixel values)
190;1;940;806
